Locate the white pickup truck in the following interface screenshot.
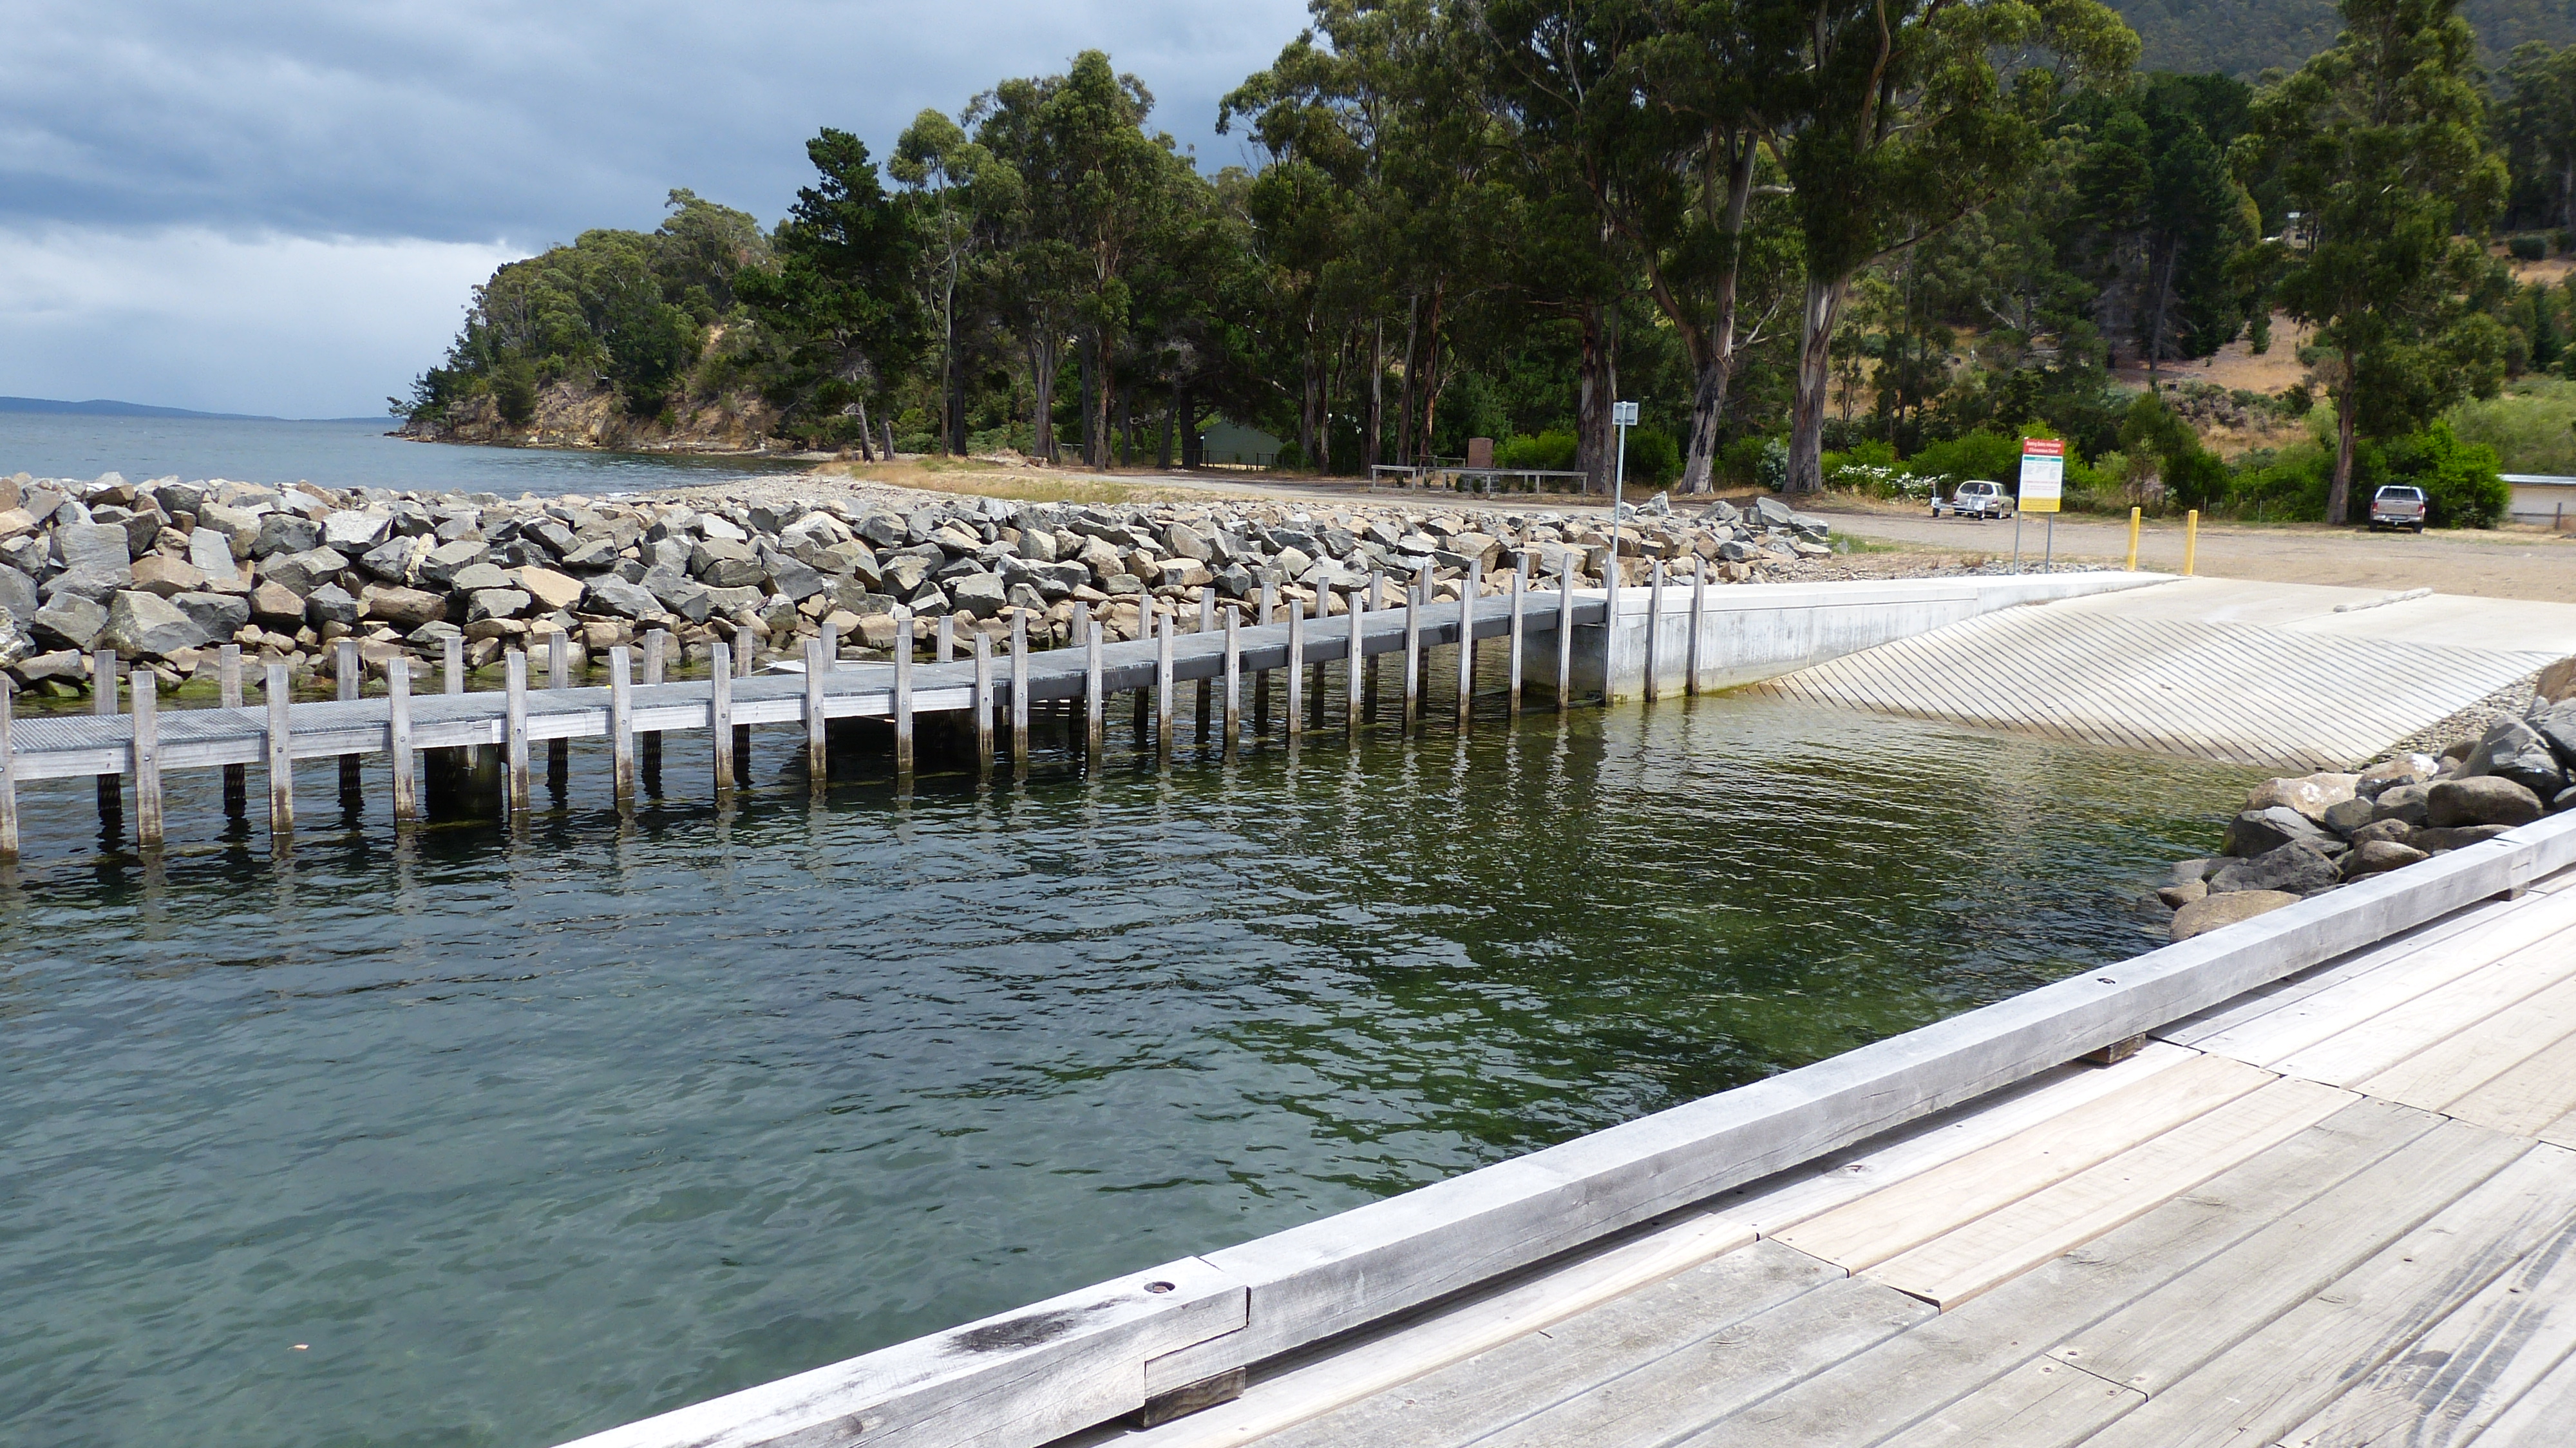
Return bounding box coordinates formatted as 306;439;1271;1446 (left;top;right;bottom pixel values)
2368;484;2427;532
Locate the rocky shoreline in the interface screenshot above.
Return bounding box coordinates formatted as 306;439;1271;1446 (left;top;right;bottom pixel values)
1;469;1862;698
2157;659;2576;942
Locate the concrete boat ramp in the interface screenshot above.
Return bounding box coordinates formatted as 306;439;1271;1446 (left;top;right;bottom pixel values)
1754;577;2576;770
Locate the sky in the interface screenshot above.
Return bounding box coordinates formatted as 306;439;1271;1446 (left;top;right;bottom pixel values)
0;0;1310;419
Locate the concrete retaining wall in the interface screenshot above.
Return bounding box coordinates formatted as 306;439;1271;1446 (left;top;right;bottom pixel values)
1531;570;2176;701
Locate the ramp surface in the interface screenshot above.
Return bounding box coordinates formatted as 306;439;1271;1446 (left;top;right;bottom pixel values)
1749;578;2576;768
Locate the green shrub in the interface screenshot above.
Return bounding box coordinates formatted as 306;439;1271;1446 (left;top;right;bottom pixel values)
2511;233;2550;262
1756;438;1789;491
1625;426;1680;486
2385;421;2509;528
1497;428;1579;471
1906;430;2020;486
1718;435;1774;486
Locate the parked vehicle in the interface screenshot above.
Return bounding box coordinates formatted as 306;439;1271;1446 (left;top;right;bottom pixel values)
2369;484;2427;532
1933;479;2015;519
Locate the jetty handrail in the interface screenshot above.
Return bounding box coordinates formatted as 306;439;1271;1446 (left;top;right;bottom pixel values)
556;808;2576;1448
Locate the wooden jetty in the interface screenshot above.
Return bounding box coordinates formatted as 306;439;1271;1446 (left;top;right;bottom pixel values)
557;810;2576;1448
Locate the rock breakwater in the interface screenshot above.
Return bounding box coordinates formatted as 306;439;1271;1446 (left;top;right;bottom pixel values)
0;470;1845;698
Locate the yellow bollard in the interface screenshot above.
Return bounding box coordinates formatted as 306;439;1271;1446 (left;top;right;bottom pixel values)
2183;509;2200;577
2126;506;2141;571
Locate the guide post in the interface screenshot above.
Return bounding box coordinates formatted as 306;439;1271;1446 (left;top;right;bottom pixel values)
2018;438;2065;574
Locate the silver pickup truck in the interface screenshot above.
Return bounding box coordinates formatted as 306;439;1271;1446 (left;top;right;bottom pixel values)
2369;484;2427;532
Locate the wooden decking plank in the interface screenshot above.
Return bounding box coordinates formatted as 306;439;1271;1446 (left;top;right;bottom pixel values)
2041;1120;2533;1396
1233;1239;1833;1448
2269;938;2576;1089
1677;1098;2445;1448
2458;1319;2576;1445
1709;1043;2203;1237
2166;893;2561;1056
1868;1076;2357;1309
1896;1358;2143;1447
2441;1029;2576;1139
2078;1141;2576;1448
1463;1277;1934;1448
2359;971;2576;1115
2274;1195;2576;1448
1772;1053;2273;1272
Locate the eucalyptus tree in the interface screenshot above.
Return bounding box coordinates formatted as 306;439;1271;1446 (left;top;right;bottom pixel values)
1772;0;2137;495
2237;0;2508;523
893;110;1022;453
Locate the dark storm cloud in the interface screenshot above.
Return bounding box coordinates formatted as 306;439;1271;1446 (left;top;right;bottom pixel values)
0;0;1303;245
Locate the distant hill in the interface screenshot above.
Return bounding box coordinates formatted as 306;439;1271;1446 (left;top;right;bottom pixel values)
2113;0;2576;79
0;395;277;421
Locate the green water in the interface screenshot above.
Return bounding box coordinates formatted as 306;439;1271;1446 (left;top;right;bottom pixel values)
0;692;2255;1448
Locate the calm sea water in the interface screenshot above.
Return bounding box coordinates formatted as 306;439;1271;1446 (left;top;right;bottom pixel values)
0;412;808;498
0;691;2257;1448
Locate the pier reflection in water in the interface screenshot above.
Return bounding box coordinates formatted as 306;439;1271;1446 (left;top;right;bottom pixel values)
0;694;2257;1448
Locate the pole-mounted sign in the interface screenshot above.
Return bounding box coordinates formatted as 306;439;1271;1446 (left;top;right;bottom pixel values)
2019;438;2065;573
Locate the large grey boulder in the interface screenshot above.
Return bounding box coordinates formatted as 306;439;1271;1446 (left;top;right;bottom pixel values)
305;584;362;629
691;539;762;587
2172;890;2300;942
2465;719;2566;799
102;590;211;656
2343;839;2429;880
466;589;531;623
190;528;243;578
42;566;131;603
643;566;712;624
249;581;307;627
0;610;30;668
173;591;250;640
2412;824;2518;852
2223;805;2334;857
322;510;388;551
196;501;265;555
1163;522;1212;562
54;522;135;570
417;538;488;587
1752;495;1797;529
2426;776;2543;829
447;562;511;594
583;576;664;620
2537;700;2576;772
766;555;828;602
357;536;419;582
262;547;349;597
0;563;34;624
2371;783;2432;827
253;513;323;558
558;536;622;571
361;586;450;629
950;571;1009;618
2208;841;2342;897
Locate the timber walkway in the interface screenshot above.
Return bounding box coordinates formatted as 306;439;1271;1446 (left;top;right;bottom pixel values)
555;810;2576;1448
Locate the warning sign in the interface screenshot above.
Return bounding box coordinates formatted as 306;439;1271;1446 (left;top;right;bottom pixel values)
2018;439;2065;514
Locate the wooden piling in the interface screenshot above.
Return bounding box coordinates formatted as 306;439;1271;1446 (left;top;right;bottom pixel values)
641;629;665;788
546;630;569;795
444;634;465;695
1345;589;1363;739
505;650;531;814
1285;604;1305;739
1644;560;1665;703
1457;561;1480;728
1557;549;1577;709
1402;573;1423;728
936;614;955;665
972;633;994;773
1687;557;1706;696
0;680;17;862
1010;611;1031;772
389;656;417;823
1365;572;1385;721
131;669;163;848
706;640;736;796
1219;609;1240;757
266;660;294;844
1256;583;1275;735
93;649;120;825
802;638;828;791
337;640;364;799
611;645;637;808
1195;591;1215;745
893;610;915;780
1155;610;1175;761
220;644;247;817
1508;558;1526;718
1084;610;1104;762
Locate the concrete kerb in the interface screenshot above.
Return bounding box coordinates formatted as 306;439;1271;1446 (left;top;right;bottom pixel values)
1552;570;2177;701
557;805;2576;1448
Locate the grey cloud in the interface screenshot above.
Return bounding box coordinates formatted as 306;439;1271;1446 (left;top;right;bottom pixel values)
0;0;1300;246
